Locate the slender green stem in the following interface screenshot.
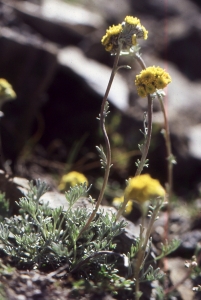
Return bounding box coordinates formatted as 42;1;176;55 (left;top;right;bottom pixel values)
134;52;146;70
157;93;173;266
134;53;153;177
135;94;153;176
157;94;173;199
78;47;121;237
116;53;153;220
135;201;162;299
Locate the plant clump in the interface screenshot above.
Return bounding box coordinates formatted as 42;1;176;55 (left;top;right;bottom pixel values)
0;180;126;275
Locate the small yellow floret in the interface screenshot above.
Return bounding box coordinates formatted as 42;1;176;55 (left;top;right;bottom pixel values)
112;196;133;215
139;70;155;84
155;77;167;89
137;86;147;98
145;83;156;94
58;171;88;191
124;174;165;204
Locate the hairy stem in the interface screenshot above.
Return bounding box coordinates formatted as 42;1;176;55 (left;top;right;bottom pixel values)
135;94;153;176
78;47;121;237
134;53;153;177
116;53;153;220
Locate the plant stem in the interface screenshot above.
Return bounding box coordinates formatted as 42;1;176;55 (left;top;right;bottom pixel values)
135;93;153;177
157;94;173;199
134;53;153;177
134;201;162;299
78;47;121;237
157;93;173;273
116;53;153;220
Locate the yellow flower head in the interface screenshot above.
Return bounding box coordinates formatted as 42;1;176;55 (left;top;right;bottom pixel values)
0;79;16;101
101;24;123;54
135;66;172;98
124;174;165;204
145;83;156;94
120;16;148;49
137;86;147;98
112;196;133;215
58;171;88;191
101;15;148;54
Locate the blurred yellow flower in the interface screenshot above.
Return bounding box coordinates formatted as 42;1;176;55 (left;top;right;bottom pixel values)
112;196;133;215
58;171;88;191
0;78;16;101
125;174;165;204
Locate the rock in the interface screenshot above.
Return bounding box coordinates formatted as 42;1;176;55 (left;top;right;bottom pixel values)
187;124;201;160
14;0;104;45
58;46;130;111
0;170;29;213
178;230;201;257
167;257;194;300
0;10;58;162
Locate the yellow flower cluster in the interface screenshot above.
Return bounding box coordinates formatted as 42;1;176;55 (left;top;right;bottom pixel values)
0;78;16;100
125;174;165;203
101;16;148;54
135;66;172;98
112;174;165;215
123;16;148;43
101;24;122;54
58;171;88;191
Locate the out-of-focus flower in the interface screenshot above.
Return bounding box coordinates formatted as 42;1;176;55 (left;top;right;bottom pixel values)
135;66;171;98
112;196;133;215
101;16;148;55
0;78;16;104
124;174;165;204
58;171;88;191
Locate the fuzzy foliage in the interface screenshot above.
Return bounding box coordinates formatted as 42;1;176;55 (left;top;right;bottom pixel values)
0;180;126;274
